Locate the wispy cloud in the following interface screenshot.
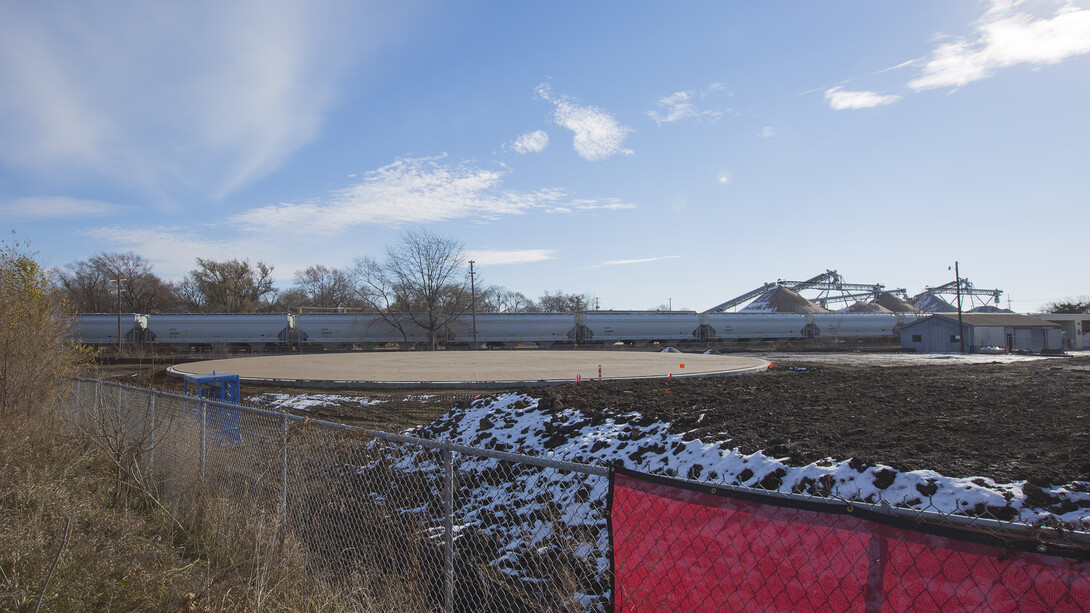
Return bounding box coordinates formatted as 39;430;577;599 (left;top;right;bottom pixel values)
824;86;901;110
510;130;549;154
82;226;240;279
909;1;1090;91
0;196;126;219
535;82;633;161
544;198;636;215
589;255;680;269
646;84;726;125
465;249;556;266
0;1;377;199
876;58;920;74
230;155;635;234
760;126;776;138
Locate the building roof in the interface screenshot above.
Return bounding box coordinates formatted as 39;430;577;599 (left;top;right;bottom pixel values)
902;313;1061;329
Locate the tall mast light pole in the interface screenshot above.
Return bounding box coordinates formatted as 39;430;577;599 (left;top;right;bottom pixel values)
111;276;128;352
954;261;964;354
468;260;477;350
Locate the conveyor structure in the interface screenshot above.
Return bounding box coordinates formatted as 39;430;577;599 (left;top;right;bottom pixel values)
703;270;908;313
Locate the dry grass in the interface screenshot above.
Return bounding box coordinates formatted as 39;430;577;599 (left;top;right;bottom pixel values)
0;243;402;611
0;402;417;613
1;238;586;610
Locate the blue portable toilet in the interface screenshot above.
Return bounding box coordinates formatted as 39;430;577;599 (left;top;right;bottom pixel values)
182;372;243;447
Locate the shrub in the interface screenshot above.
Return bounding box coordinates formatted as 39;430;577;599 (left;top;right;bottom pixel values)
0;236;86;416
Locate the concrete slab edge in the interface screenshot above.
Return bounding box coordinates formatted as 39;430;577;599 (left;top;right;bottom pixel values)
166;361;771;390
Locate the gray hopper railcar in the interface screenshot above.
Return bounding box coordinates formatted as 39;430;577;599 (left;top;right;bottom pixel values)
73;311;920;351
143;313;294;353
293;313;424;350
68;313;147;345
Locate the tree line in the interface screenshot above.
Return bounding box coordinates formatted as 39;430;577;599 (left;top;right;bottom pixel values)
1044;297;1090;314
53;229;599;346
45;230;1090;325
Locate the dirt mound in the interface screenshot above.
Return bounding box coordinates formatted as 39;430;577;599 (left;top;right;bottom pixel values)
741;286;830;314
969;305;1014;313
837;301;893;314
873;291;919;313
912;292;957;313
420;390;1086;522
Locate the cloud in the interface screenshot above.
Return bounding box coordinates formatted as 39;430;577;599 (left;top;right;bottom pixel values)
464;249;556;266
824;86;902;110
230;155;635;234
646;86;725;125
510;130;549;154
544;198;636;215
536;83;633;161
590;255;680;269
760;126;776;138
647;91;699;124
909;1;1090;91
0;1;377;199
876;59;920;74
82;226;240;279
0;196;126;219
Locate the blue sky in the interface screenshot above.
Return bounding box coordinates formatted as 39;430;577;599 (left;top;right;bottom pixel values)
3;0;1088;311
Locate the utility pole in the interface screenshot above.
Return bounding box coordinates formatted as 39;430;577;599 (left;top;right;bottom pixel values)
468;260;477;350
110;276;128;352
954;261;965;353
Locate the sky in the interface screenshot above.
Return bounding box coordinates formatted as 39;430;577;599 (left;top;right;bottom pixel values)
2;0;1088;312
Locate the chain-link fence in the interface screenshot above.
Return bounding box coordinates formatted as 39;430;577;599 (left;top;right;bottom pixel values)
67;379;612;612
65;379;1089;612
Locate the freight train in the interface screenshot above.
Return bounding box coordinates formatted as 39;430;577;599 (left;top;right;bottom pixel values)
72;311;921;352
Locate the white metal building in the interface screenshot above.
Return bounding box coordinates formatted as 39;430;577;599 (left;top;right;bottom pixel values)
900;313;1062;354
1031;313;1090;349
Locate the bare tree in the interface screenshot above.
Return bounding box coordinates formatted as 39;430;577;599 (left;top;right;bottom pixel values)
55;258;111;312
292;265;353;308
477;285;539;313
267;288;308;313
351;229;468;349
1045;296;1090;313
56;252;175;313
168;277;205;313
180;258;276;313
538;290;594;313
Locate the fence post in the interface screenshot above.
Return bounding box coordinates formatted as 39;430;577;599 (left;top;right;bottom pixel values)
199;400;207;482
116;384;124;444
442;448;454;613
148;394;156;478
280;408;288;543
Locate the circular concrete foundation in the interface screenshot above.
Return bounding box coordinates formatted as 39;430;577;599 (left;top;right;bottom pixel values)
167;351;770;389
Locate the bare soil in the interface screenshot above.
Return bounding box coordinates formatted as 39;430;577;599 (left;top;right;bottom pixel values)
86;359;481;432
531;356;1090;486
89;353;1090;486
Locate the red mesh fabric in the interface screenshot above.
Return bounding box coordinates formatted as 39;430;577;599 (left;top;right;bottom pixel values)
610;471;1090;612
